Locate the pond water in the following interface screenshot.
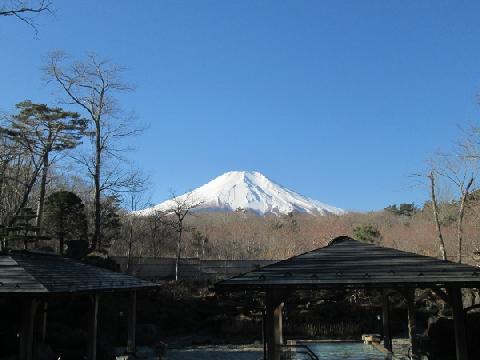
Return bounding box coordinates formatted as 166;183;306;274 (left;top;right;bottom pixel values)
306;342;388;360
166;345;261;360
166;342;388;360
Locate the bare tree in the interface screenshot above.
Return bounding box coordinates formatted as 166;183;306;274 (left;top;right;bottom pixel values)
0;0;53;34
166;191;203;281
435;154;477;263
146;209;174;257
119;172;149;273
45;51;137;250
427;170;447;261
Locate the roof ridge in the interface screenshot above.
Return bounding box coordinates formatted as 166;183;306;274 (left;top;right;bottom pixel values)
216;236;480;290
326;236;356;246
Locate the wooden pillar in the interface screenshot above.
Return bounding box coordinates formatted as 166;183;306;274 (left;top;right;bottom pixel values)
405;289;418;358
127;291;137;356
19;298;38;360
40;301;48;343
449;287;468;360
265;291;284;360
382;290;393;353
87;294;100;360
262;309;267;360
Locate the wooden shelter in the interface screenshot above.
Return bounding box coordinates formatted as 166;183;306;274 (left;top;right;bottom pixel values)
0;250;157;360
216;236;480;360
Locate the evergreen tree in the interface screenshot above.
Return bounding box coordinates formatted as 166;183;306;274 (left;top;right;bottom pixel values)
353;224;382;244
43;191;88;254
11;100;87;228
399;203;417;216
97;195;122;250
384;204;399;214
385;203;417;216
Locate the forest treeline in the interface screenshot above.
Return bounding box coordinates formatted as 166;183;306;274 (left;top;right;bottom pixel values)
113;200;480;266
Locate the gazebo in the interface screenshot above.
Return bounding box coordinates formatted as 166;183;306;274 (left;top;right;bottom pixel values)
0;250;157;360
216;236;480;360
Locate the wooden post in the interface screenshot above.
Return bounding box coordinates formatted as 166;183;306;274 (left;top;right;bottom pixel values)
127;291;137;356
40;301;48;343
19;298;38;360
449;287;468;360
262;309;267;360
87;294;100;360
382;290;393;353
405;289;418;358
265;291;284;360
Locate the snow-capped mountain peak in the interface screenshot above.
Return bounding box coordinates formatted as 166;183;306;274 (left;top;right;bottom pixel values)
137;171;345;216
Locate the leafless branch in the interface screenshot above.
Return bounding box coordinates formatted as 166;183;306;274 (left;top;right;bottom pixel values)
1;0;54;35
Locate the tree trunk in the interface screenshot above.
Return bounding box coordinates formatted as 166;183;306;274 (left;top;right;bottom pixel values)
36;152;49;230
92;118;102;250
0;159;9;219
9;166;43;226
429;171;447;260
457;177;474;264
0;158;8;249
175;226;182;281
127;224;133;274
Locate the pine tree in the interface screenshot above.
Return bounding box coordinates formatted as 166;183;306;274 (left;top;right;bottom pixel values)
11;100;87;228
43;191;88;254
353;224;382;244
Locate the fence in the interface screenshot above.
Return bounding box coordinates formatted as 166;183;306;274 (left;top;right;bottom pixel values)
111;256;276;281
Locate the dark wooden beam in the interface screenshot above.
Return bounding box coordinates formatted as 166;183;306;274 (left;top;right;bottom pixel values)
464;303;480;313
127;291;137;356
265;290;284;360
382;290;393;353
448;287;469;360
87;294;100;360
19;298;38;360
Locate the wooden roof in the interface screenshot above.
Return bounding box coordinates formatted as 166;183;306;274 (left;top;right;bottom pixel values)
216;236;480;290
0;251;157;295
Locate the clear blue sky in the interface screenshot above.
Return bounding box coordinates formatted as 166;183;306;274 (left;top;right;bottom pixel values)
2;0;480;211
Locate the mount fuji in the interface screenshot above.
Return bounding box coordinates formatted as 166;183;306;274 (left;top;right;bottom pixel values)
137;171;345;216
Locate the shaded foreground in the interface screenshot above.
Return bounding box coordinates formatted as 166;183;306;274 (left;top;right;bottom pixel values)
215;237;480;360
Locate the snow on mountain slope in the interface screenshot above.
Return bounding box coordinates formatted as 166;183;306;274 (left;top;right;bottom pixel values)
137;171;345;216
